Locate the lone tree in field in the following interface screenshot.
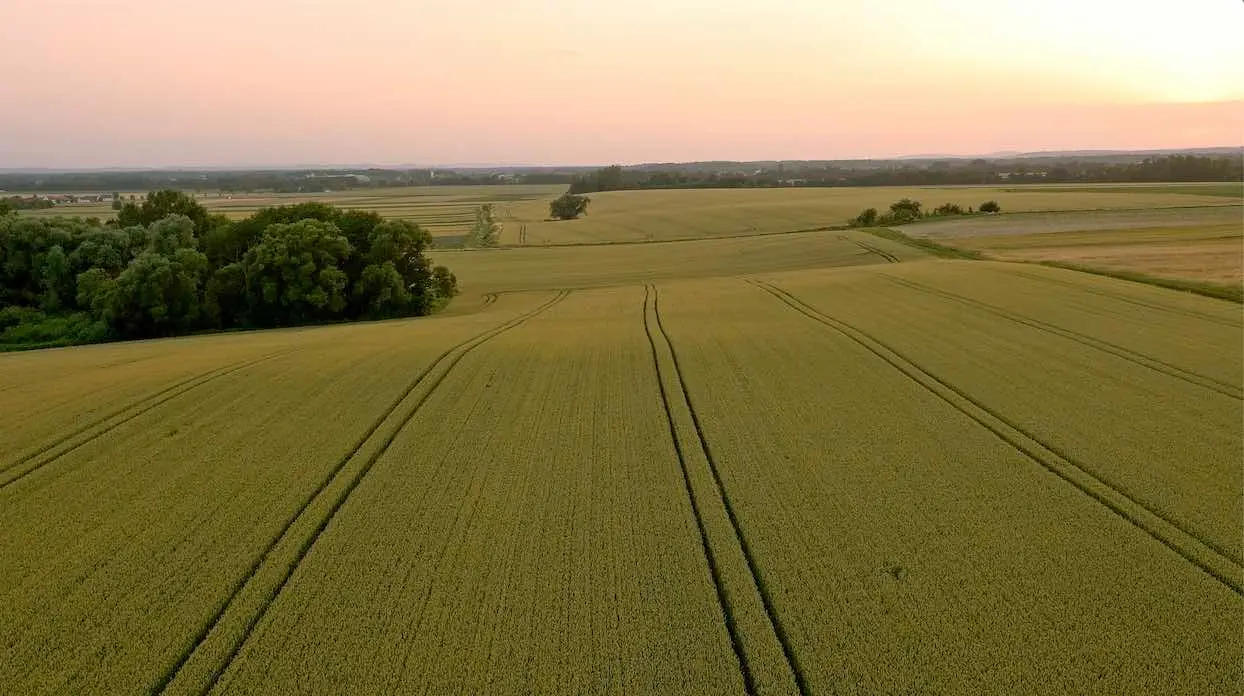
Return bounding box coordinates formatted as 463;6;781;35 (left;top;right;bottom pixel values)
980;200;1001;213
550;193;590;221
466;204;501;247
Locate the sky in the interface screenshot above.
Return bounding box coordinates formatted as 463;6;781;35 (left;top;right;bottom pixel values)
1;0;1241;168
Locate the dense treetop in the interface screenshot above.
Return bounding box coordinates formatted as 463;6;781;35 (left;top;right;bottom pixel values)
0;191;457;349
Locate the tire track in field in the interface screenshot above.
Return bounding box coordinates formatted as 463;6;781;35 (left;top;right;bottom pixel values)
1001;267;1239;328
153;290;569;696
644;284;809;696
839;234;900;264
749;279;1244;596
0;350;295;491
882;275;1242;400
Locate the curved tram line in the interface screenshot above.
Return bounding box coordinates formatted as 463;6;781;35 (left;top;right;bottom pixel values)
153;290;570;696
0;349;295;490
748;278;1243;596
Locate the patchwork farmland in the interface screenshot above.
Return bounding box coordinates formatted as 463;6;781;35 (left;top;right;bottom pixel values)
2;217;1240;695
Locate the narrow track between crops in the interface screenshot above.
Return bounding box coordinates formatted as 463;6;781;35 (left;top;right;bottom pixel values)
839;234;900;264
153;290;570;696
644;284;810;696
882;275;1242;399
0;349;295;491
748;278;1244;596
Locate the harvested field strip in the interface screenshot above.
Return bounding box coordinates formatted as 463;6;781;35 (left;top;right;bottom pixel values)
1001;267;1241;326
0;350;292;490
156;291;570;696
883;275;1242;399
645;284;809;696
749;279;1244;595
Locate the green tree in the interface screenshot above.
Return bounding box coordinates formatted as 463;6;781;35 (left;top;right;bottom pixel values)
980;200;1001;213
116;189;211;233
888;198;923;222
356;219;435;315
852;208;879;226
242;219;352;324
107;248;209;336
550;193;590;220
466;204;501;247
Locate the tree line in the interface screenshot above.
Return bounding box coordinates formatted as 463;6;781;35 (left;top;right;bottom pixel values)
567;154;1243;193
0;191;457;349
849;198;1000;227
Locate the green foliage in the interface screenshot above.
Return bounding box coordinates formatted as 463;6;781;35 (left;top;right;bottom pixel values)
568;164;627;194
888;198;923;222
933;203;964;216
116;189;212;233
980;200;1002;213
0;202;458;348
242;220;351;324
466;204;501;247
851;208;878;226
550;193;590;221
0;200;11;216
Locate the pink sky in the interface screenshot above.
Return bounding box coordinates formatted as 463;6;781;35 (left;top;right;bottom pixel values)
2;0;1241;168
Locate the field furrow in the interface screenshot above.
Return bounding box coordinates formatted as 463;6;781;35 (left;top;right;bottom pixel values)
159;291;570;696
0;293;558;695
206;288;746;695
751;279;1241;593
654;277;1241;694
643;284;804;696
766;265;1243;564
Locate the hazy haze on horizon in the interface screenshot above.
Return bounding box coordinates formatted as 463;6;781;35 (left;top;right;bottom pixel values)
2;0;1241;168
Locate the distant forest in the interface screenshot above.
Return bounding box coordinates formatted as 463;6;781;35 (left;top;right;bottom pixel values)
568;154;1244;194
1;150;1239;195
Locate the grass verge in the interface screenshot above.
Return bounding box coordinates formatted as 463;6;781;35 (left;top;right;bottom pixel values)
864;227;983;259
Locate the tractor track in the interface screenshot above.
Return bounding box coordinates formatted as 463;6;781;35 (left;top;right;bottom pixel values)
644;283;810;696
748;278;1243;596
153;290;569;696
0;350;295;491
882;275;1242;400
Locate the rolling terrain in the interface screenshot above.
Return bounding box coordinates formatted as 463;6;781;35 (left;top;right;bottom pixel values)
2;187;1241;694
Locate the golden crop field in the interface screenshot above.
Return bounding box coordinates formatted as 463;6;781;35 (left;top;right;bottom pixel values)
2;187;1241;695
500;183;1238;245
19;181;1239;248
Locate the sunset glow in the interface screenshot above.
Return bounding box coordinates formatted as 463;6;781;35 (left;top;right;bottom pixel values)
1;0;1240;167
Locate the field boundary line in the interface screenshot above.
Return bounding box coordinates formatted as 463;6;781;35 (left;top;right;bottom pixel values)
882;275;1242;400
153;290;570;696
647;284;811;696
641;284;758;695
997;266;1240;327
748;279;1244;596
0;350;295;491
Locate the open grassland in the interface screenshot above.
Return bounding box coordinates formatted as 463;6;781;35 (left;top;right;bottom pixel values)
1;240;1241;694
